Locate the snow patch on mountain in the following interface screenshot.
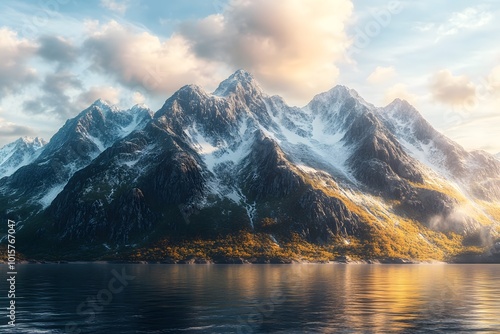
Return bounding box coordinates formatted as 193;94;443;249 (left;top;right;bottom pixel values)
123;158;141;168
87;134;107;153
396;137;451;178
119;105;153;137
39;183;67;209
184;119;255;206
257;97;356;184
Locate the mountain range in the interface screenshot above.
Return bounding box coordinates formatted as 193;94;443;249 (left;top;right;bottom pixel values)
1;70;499;262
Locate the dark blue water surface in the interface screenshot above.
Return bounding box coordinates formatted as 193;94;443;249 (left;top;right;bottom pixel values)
1;264;500;333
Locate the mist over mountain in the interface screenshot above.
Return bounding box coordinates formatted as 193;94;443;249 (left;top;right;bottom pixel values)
1;70;499;261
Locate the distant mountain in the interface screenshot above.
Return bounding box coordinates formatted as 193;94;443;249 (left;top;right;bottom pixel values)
0;100;153;217
2;71;499;261
496;153;500;160
0;137;46;179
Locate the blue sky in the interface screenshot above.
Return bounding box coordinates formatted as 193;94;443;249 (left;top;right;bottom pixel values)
0;0;499;153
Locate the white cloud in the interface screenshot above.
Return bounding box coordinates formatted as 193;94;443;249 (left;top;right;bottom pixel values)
413;22;434;32
0;117;36;137
77;1;355;106
37;35;78;65
487;65;500;95
100;0;130;15
441;7;491;35
132;92;146;105
23;71;83;118
430;70;476;107
0;28;38;99
179;0;353;105
423;7;493;41
367;66;396;84
83;20;219;97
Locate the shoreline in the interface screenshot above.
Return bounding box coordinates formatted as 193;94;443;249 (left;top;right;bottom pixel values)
3;253;500;265
3;259;497;265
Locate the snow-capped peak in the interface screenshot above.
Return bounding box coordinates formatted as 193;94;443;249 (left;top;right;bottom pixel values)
231;69;255;81
130;103;151;113
88;98;122;115
382;98;422;120
0;136;47;178
17;136;47;148
181;84;208;96
213;69;263;97
386;98;411;108
305;85;373;113
91;98;113;108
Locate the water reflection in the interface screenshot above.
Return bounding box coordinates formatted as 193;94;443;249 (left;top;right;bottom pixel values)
0;264;499;333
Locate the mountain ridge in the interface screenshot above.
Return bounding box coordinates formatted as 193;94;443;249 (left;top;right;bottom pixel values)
1;70;499;262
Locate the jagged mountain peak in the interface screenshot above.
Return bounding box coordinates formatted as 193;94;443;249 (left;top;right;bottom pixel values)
380;97;439;141
213;69;263;97
0;136;47;154
305;84;374;116
0;136;47;178
84;98;121;116
37;100;153;163
90;98;115;109
155;72;270;139
179;84;209;97
72;100;153;130
154;84;213;121
227;69;255;82
382;98;424;121
130;103;152;113
386;97;411;108
314;85;366;102
14;136;47;148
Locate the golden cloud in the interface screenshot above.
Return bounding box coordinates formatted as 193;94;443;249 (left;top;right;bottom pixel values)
430;70;476;107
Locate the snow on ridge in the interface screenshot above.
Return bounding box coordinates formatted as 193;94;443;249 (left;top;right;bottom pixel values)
188;122;253;174
86;134;106;153
0;142;19;166
118;110;149;138
261;98;355;183
380;101;465;183
183;117;256;210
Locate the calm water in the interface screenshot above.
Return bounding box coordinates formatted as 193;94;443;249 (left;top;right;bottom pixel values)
1;264;500;333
